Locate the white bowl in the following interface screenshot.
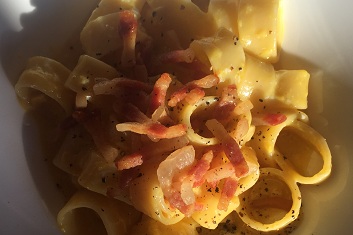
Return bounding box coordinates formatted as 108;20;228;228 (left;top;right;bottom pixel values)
0;0;352;234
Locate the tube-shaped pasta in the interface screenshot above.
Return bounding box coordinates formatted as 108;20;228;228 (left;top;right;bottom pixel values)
274;120;332;184
176;96;252;146
236;168;301;232
177;96;219;146
57;190;141;235
248;110;299;167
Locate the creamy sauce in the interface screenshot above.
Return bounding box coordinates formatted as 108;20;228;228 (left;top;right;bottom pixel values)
30;101;301;235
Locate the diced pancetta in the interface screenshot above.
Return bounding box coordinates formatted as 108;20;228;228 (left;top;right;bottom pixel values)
116;122;187;139
204;162;235;188
214;85;238;121
217;177;238;211
119;10;138;66
115;153;143;170
187;150;213;187
183;87;205;106
191;74;220;89
168;75;219;107
93;77;153;96
205;119;249;177
148;73;172;115
160;48;195;63
252;113;287;126
115;135;189;171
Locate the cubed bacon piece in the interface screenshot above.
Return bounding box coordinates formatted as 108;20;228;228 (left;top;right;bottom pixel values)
148;123;187;139
116;135;189;170
206;119;249;177
168;75;220;107
119;10;138;66
191;74;220;89
217;177;238;211
117;103;186;141
222;135;249;177
168;86;189;107
160;48;195;63
149;73;172;115
119;10;137;37
188;150;214;187
168;191;201;216
116;122;187;139
116;153;143;170
170;194;204;217
183;88;205;106
204;162;235;188
214;85;238;120
93;77;153;96
252;113;287;126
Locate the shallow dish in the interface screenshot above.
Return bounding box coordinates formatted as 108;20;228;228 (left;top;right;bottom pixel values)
0;0;352;234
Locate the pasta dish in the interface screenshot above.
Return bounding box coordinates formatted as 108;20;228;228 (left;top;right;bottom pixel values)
15;0;332;234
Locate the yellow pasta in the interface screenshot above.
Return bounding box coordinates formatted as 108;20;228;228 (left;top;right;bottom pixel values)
248;110;300;167
15;0;332;234
274;70;310;109
236;168;301;231
131;215;198;235
129;156;186;225
190;28;245;83
57;190;141;235
15;56;74;114
238;0;282;62
86;0;146;23
53;126;92;176
65;55;120;96
274;120;332;184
